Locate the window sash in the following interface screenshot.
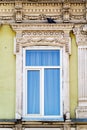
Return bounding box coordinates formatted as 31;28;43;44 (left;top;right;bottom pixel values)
27;70;40;115
44;68;60;116
26;50;60;66
26;67;61;116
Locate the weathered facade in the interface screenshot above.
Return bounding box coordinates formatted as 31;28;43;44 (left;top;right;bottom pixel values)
0;0;87;130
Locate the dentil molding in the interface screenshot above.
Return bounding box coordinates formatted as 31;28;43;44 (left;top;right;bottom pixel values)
0;0;86;23
11;23;73;54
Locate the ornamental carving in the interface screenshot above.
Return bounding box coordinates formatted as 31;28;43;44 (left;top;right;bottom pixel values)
0;0;86;23
11;23;73;54
73;24;87;46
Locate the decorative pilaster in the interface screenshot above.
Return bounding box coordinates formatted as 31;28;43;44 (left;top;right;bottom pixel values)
11;26;23;119
15;30;22;53
64;30;71;54
73;24;87;118
61;29;71;121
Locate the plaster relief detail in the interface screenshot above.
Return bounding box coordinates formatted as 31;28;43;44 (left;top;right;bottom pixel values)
15;1;22;22
76;107;87;118
0;0;86;23
11;23;73;54
63;0;70;22
73;24;87;46
10;23;73;119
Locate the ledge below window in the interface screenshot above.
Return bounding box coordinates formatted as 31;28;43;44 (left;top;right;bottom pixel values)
22;117;64;121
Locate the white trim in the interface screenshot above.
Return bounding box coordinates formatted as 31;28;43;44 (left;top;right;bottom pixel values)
78;46;87;49
41;68;44;116
14;37;16;54
25;66;61;69
23;46;63;119
23;48;26;117
60;49;63;116
25;46;61;50
15;47;23;119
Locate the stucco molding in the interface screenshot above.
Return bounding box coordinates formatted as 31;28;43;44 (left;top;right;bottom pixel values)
76;107;87;118
73;24;87;46
10;23;73;120
0;1;86;24
11;23;73;54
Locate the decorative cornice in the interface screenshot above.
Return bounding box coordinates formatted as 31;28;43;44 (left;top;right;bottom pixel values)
11;23;74;31
0;0;86;3
11;23;73;54
0;1;86;24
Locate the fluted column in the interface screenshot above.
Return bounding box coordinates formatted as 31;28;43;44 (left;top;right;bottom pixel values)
73;24;87;118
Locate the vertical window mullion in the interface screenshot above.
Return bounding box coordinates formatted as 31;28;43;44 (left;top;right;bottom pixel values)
41;67;44;116
40;69;42;115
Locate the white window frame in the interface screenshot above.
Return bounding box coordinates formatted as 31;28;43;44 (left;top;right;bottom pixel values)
22;46;63;120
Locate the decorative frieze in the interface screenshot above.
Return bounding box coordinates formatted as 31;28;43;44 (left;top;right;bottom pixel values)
70;3;86;22
11;23;73;54
0;0;86;23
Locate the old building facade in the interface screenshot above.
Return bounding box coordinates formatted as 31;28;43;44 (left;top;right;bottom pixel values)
0;0;87;130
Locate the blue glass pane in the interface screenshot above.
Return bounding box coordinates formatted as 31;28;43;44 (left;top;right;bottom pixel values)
44;68;60;116
26;50;60;66
27;70;40;114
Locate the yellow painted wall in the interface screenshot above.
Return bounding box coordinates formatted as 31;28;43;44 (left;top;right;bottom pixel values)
0;25;16;119
70;32;78;118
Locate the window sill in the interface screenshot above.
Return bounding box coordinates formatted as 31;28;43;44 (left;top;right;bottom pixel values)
22;117;64;121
